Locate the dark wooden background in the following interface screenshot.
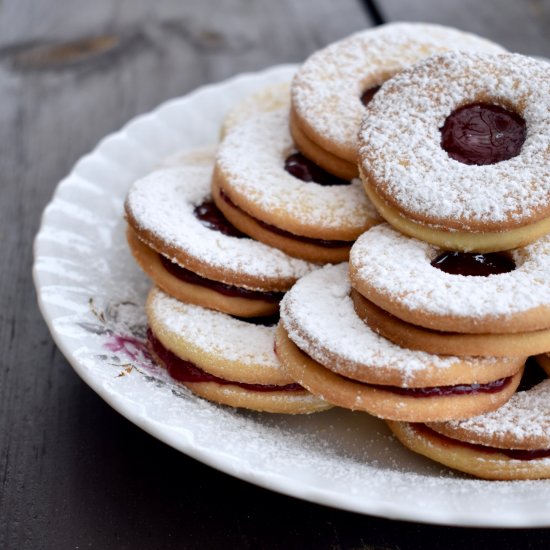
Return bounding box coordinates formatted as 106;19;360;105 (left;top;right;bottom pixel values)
3;0;550;548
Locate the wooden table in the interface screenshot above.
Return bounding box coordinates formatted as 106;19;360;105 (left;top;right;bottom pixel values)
3;1;550;547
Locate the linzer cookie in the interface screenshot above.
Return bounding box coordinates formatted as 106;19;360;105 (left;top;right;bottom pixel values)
358;51;550;252
125;149;314;317
213;104;379;263
349;224;550;357
275;263;525;422
290;22;505;179
147;287;330;413
387;360;550;479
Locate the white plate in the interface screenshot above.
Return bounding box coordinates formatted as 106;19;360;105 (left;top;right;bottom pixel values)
33;64;550;528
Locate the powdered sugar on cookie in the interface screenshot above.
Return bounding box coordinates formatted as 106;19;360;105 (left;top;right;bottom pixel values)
216;109;377;234
125;155;314;286
148;287;279;370
351;224;550;324
292;22;505;160
359;52;550;230
428;380;550;449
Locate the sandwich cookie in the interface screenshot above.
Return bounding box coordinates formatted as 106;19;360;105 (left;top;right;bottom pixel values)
147;287;330;413
350;224;550;357
276;263;525;422
358;51;550;252
387;359;550;479
125;149;314;317
214;107;379;263
291;22;505;179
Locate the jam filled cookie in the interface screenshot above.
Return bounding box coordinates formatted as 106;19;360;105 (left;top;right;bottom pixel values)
275;263;525;422
213;106;379;263
147;287;330;413
359;51;550;252
291;22;505;179
387;360;550;479
125;149;314;317
350;224;550;357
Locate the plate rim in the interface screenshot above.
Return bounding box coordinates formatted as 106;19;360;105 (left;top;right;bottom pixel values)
32;63;550;529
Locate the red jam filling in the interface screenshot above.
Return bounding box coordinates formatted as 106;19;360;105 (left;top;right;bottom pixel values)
440;102;526;165
431;251;516;276
219;189;351;249
378;376;511;398
159;255;284;303
254;218;350;248
414;424;550;461
194;200;247;238
148;329;303;392
360;85;381;107
232;312;280;327
284;152;350;186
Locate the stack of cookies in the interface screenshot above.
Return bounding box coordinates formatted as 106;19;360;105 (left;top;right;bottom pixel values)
278;24;550;480
124;147;330;414
124;22;550;479
350;46;550;480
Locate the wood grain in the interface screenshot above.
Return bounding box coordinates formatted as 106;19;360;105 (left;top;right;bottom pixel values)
379;0;550;56
0;1;372;548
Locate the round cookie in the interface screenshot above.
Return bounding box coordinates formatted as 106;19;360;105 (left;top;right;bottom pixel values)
125;149;314;317
291;22;505;179
358;51;550;252
350;224;550;356
147;286;331;414
387;361;550;479
276;263;525;422
214;108;380;263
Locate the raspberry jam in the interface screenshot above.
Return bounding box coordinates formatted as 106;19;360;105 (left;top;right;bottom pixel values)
284;152;350;186
148;329;303;392
219;188;351;249
234;313;280;327
255;218;350;248
159;255;284;302
382;376;511;398
360;85;381;107
440;102;526;165
431;251;515;276
194;200;247;238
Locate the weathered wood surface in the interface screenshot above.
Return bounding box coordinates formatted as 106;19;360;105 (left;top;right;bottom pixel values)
379;0;550;56
2;1;550;548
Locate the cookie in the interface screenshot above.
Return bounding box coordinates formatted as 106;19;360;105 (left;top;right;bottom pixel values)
213;106;379;263
358;51;550;252
125;149;314;317
387;360;550;479
147;286;331;413
276;263;525;422
349;224;550;356
291;22;505;179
